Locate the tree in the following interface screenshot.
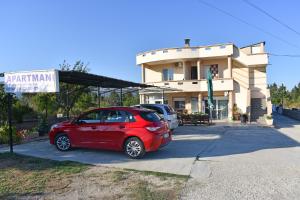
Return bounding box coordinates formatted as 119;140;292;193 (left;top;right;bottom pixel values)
56;60;90;118
123;92;139;106
71;92;95;115
0;85;8;125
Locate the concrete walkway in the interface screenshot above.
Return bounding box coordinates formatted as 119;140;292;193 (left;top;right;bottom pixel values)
181;114;300;200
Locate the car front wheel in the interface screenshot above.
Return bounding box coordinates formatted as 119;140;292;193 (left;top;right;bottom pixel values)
124;137;145;159
55;134;71;151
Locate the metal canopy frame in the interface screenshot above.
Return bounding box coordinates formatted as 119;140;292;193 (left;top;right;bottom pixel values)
0;70;152;153
0;70;182;153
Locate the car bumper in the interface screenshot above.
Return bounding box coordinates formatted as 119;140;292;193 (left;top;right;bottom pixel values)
168;120;179;130
146;133;172;152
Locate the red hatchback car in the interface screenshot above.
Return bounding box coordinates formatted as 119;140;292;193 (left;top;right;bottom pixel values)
49;107;171;158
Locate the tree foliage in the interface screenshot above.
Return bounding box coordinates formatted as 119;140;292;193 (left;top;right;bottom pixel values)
56;60;90;117
269;82;300;108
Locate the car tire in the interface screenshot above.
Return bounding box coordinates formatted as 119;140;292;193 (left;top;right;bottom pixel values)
55;134;71;151
124;137;145;159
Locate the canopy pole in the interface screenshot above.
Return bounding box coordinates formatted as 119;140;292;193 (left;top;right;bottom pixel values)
66;86;69;119
7;93;13;153
162;89;165;104
120;88;123;106
97;86;101;108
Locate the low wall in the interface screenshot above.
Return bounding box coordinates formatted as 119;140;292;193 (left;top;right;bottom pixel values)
283;109;300;121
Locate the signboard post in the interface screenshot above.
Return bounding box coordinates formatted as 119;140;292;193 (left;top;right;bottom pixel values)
4;70;59;153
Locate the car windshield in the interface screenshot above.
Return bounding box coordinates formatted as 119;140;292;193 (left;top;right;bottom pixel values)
140;111;161;122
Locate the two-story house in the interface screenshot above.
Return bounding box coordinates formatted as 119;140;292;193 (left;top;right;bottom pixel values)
136;39;272;121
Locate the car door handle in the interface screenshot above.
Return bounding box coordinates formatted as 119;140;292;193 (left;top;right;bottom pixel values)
91;126;97;129
119;125;125;129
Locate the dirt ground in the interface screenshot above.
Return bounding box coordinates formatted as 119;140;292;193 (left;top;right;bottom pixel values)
0;153;187;200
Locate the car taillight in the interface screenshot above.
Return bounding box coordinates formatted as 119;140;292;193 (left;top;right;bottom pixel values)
146;127;161;132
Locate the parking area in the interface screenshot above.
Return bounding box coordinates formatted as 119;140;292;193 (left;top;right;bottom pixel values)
1;114;300;199
0;125;224;175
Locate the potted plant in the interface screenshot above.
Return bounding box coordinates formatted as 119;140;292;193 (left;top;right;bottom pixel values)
265;115;273;126
232;103;241;121
240;113;248;124
37;116;49;136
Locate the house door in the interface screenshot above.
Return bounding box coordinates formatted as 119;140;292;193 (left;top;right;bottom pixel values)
204;98;228;120
191;97;199;113
191;66;198;80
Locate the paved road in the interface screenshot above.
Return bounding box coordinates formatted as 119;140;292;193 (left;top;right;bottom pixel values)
182;114;300;200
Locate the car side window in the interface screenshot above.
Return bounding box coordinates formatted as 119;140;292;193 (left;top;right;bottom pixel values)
78;111;101;124
124;111;136;122
101;110;126;123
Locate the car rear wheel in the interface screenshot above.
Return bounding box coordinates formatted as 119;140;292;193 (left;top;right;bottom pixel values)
124;137;145;159
55;134;71;151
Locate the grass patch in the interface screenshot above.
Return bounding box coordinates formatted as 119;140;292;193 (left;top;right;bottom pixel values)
0;152;88;199
124;168;189;181
0;153;188;199
130;180;179;200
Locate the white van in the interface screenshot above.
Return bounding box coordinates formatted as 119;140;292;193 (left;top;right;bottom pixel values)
134;104;179;130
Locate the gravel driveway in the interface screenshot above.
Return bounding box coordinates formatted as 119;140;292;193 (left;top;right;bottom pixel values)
1;114;299;199
181;114;300;200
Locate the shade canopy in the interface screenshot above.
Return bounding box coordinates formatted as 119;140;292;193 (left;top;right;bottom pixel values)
0;70;150;89
58;70;149;88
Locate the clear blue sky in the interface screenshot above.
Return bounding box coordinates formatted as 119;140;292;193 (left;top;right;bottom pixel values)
0;0;299;89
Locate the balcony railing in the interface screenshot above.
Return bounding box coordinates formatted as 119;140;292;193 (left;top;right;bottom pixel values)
146;78;234;92
136;44;234;65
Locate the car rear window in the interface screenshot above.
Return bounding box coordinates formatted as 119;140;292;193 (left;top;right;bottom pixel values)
142;105;164;114
139;111;161;122
164;105;176;115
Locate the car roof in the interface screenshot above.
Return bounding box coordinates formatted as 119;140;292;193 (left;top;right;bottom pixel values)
140;104;169;108
86;106;153;114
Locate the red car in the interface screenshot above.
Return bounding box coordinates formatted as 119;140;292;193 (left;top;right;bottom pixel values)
49;107;171;158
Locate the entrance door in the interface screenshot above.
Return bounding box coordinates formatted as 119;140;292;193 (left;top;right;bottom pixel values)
217;100;228;120
191;97;199;113
204;98;228;120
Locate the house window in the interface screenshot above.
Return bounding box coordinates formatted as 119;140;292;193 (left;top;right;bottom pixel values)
162;68;174;81
174;101;185;110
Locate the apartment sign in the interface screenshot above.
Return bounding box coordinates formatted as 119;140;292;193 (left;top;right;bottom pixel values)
4;70;59;93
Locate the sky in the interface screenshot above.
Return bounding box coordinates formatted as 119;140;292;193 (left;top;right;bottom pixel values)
0;0;299;89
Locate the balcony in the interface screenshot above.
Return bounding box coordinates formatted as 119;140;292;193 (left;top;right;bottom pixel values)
145;78;234;92
136;44;234;65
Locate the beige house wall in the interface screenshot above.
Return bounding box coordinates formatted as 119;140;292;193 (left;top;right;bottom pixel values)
138;41;270;120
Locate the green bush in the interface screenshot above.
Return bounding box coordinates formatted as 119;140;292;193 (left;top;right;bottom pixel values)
37;117;49;136
0;123;21;144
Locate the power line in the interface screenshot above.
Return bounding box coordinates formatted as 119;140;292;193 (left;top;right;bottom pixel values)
196;0;300;49
269;53;300;57
242;0;300;37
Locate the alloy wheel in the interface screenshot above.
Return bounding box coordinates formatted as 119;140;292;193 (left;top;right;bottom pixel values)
56;135;71;151
126;140;142;158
